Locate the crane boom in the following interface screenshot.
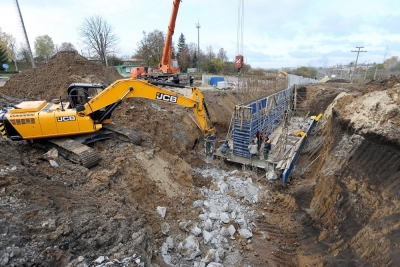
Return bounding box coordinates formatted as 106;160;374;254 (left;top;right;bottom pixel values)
160;0;181;70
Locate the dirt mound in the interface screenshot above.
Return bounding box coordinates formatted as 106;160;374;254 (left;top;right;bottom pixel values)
325;78;350;83
364;74;400;93
0;51;122;101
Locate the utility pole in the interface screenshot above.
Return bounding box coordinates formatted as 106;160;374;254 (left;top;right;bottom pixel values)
350;46;367;83
196;20;201;70
15;0;35;68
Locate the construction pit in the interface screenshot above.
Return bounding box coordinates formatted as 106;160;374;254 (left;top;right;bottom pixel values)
0;52;400;267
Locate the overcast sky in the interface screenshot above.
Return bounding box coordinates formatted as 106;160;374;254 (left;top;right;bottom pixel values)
2;0;400;69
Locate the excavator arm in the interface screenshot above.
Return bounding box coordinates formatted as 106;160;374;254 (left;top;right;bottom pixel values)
82;79;215;137
79;79;216;161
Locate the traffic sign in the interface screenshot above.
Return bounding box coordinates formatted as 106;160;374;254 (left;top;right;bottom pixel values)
2;63;8;70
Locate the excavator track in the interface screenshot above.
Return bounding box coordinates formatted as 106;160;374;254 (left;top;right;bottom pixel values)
102;123;142;145
32;126;141;168
36;138;101;168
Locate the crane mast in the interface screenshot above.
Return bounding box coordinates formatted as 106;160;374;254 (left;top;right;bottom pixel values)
158;0;181;74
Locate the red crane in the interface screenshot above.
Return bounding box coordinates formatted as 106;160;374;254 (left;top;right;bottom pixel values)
131;0;185;83
157;0;181;74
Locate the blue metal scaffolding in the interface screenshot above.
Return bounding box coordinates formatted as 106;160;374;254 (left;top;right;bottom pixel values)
232;87;292;158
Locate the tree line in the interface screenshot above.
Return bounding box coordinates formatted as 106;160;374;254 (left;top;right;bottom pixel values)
0;15;247;75
132;29;243;75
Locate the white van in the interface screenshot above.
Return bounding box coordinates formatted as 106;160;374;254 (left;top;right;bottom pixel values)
216;81;231;90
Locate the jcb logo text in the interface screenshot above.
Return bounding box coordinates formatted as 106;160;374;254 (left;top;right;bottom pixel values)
57;116;76;122
156;93;177;103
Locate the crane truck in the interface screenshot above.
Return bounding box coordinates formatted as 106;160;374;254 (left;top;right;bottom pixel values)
0;79;216;167
130;0;188;84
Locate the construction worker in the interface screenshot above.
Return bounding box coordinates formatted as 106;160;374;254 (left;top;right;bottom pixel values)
264;137;271;159
248;139;258;164
255;131;264;150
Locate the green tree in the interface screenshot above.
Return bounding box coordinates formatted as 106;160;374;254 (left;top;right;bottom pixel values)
384;56;398;70
201;58;224;74
176;33;190;71
34;35;55;62
0;29;16;62
222;61;236;75
294;66;317;78
177;33;187;56
108;54;123;66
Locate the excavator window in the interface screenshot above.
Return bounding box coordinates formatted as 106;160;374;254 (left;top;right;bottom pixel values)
68;88;91;109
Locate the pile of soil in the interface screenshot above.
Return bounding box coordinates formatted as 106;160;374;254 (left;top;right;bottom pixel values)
325;78;350;83
364;74;400;93
0;51;122;101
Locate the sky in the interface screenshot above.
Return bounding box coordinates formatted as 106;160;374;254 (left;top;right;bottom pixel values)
1;0;400;69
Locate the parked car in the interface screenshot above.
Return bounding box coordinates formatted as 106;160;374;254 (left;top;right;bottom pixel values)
215;81;231;90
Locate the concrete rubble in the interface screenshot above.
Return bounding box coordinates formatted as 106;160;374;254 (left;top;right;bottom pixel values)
71;253;147;267
159;167;260;266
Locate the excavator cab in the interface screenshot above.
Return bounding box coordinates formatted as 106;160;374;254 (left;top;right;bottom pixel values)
67;83;109;122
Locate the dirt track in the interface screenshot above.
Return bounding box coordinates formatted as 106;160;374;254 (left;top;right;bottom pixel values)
0;52;399;267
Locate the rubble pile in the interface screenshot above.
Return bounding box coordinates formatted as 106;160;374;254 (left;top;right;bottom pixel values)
158;168;261;266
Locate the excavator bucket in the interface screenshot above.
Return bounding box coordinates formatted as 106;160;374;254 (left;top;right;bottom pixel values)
205;135;216;163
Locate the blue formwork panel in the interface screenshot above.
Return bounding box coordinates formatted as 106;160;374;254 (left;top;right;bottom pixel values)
231;87;292;158
281;119;316;184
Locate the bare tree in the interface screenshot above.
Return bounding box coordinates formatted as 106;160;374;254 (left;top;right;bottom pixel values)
58;42;77;52
78;15;119;66
17;42;31;63
188;42;198;68
178;46;191;72
133;30;165;67
206;46;215;60
217;48;228;62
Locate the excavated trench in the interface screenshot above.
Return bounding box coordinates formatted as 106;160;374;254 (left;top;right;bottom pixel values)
287;83;400;267
0;52;399;267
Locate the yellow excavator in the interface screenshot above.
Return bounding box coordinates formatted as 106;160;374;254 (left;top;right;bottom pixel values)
0;79;216;167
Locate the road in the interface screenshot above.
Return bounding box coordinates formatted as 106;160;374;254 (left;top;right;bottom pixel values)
0;77;7;87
